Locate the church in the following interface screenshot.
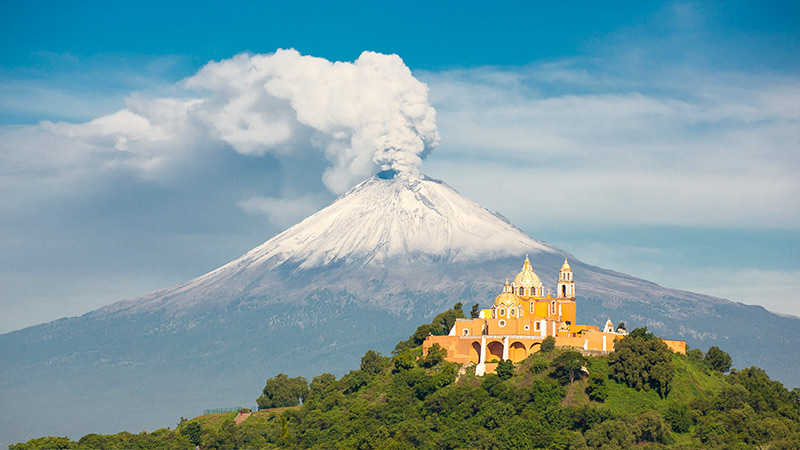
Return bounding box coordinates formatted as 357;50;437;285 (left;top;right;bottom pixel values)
422;255;686;375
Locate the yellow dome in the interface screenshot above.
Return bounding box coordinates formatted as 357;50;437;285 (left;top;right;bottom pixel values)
494;278;522;307
513;255;541;287
561;258;572;271
494;292;522;307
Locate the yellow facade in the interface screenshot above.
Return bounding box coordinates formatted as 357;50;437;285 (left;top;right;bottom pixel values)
422;255;686;375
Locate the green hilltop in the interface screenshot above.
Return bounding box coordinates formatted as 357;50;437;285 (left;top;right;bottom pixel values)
12;305;800;450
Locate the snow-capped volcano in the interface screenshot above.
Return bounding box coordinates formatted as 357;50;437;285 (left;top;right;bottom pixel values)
229;170;557;270
97;170;562;315
4;170;800;448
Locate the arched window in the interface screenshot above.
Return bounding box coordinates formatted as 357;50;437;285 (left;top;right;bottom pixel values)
530;302;535;313
519;287;525;296
562;285;567;297
499;308;506;317
510;308;516;317
551;301;556;315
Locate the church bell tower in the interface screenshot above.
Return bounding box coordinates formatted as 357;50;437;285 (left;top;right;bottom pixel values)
557;258;575;299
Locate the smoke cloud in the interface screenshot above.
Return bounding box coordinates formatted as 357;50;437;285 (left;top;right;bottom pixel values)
3;49;439;195
184;49;439;192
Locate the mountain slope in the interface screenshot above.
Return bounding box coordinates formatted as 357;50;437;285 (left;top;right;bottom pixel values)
95;170;558;316
1;172;798;448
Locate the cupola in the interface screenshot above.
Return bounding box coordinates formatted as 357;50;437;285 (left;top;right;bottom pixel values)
512;254;543;296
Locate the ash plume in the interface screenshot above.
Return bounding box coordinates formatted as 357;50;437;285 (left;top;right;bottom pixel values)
185;49;440;192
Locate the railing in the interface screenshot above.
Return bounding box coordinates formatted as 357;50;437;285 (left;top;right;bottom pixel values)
457;335;546;340
202;406;254;415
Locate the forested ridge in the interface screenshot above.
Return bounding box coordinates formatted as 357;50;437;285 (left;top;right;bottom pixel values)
12;305;800;450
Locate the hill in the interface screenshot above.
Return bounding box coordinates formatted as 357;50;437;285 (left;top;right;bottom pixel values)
11;310;800;450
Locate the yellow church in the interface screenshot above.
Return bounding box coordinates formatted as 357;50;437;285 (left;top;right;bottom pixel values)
422;255;686;375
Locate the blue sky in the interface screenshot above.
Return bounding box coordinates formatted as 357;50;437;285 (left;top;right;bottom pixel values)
1;1;799;333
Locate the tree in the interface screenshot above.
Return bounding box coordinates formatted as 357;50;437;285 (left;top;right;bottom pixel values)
664;403;692;433
309;372;336;398
705;346;732;373
422;343;447;368
686;348;705;363
470;303;481;319
496;359;515;380
541;335;556;353
10;436;76;450
180;421;203;447
608;327;675;398
553;349;587;385
392;349;417;372
585;372;608;402
257;373;309;409
360;350;391;374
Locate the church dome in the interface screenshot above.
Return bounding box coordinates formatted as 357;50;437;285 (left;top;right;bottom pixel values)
494;279;522;307
495;291;522;307
561;258;572;271
513;255;541;287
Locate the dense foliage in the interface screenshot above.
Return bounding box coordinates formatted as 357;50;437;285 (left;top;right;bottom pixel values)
257;373;310;409
12;315;800;450
608;327;675;398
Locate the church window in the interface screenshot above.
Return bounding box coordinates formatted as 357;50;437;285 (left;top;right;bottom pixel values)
562;285;567;297
524;325;530;331
551;301;556;315
510;308;516;317
499;308;505;317
498;319;506;328
535;322;541;331
530;302;535;313
463;328;469;336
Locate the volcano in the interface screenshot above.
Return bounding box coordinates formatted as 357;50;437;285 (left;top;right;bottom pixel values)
2;171;798;445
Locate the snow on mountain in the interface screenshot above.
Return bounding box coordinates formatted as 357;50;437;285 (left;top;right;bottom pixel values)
97;171;561;315
236;170;557;268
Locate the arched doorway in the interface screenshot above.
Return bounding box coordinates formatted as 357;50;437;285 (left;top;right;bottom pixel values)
530;342;542;353
510;341;527;362
487;341;504;361
469;341;481;363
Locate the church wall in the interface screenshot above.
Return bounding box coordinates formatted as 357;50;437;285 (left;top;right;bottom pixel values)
663;339;687;354
421;256;686;375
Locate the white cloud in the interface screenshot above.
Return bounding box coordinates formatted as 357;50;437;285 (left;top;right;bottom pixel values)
422;65;800;231
238;195;324;229
1;49;440;204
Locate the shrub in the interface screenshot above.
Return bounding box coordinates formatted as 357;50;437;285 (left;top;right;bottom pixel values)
361;350;391;374
257;373;309;409
585;372;608;402
422;343;447;368
541;336;556;353
663;403;692;433
496;359;515;380
608;327;675;398
553;349;587;385
392;349;417;372
705;346;732;373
